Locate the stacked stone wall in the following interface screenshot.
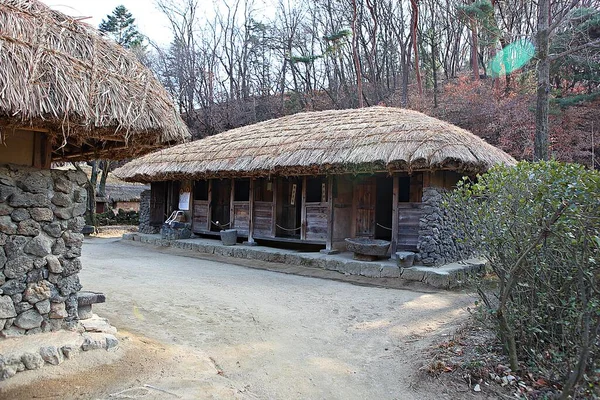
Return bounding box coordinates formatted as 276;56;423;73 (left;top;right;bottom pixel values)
138;190;159;234
0;165;87;337
417;186;471;266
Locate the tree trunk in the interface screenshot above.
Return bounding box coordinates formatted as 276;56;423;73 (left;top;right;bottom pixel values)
98;160;111;198
471;18;480;80
534;0;550;161
351;0;364;108
411;0;422;96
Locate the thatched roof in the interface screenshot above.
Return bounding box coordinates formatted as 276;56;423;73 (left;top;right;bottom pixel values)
114;107;516;182
104;183;149;202
0;0;190;161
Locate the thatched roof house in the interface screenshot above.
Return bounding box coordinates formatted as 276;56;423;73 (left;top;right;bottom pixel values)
0;0;188;341
114;107;514;182
115;107;514;265
0;0;190;163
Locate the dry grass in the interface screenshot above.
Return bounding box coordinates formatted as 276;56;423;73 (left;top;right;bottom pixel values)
114;106;516;182
0;0;190;161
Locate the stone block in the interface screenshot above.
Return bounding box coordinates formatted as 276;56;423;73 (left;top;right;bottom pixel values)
105;334;119;350
45;255;62;273
24;234;53;257
53;207;73;220
49;302;68;319
35;299;51;314
27;269;49;283
21;352;45;370
1;326;25;338
1;278;27;295
61;344;79;359
360;265;381;278
39;346;64;365
14;309;43;329
0;216;17;234
81;333;107;351
24;281;51;304
15;302;33;313
51;193;72;208
57;275;81;296
78;304;93;320
11;208;30;222
77;291;106;307
380;265;401;278
30;207;54;222
42;222;63;238
0;204;12;216
5;256;36;279
400;268;426;282
60;258;82;276
0;295;17;318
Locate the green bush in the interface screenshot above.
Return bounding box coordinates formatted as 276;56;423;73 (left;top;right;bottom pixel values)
96;207;139;226
446;161;599;398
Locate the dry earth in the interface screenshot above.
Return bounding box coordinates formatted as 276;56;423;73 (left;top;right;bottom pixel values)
1;237;477;399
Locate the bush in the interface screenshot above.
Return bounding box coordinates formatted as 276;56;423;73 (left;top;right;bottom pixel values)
446;161;599;398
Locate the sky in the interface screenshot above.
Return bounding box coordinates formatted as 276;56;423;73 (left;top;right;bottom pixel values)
40;0;174;45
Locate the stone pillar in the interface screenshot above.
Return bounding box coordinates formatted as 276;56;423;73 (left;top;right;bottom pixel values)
138;189;158;234
0;165;88;337
417;187;470;266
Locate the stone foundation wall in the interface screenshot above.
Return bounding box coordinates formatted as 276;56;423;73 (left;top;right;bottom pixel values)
138;190;159;234
0;165;87;337
417;187;471;266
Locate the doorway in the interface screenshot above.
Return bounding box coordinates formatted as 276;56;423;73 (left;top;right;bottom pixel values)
277;177;302;238
210;179;231;231
375;176;393;241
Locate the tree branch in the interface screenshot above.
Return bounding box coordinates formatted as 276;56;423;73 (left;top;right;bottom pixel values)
549;38;600;61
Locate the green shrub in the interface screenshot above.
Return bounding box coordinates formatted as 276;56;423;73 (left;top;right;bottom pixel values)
446;161;599;398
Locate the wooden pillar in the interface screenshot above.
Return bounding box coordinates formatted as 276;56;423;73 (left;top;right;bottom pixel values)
207;180;213;231
247;178;255;244
301;176;307;240
230;179;235;228
391;174;399;257
271;179;277;237
326;176;334;251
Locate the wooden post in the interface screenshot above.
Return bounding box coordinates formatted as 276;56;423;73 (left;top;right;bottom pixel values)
271;179;277;237
230;179;235;228
301;176;307;240
391;174;399;257
247;178;255;244
207;180;213;231
326;176;334;251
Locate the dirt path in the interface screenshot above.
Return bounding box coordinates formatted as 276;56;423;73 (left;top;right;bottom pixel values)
2;238;474;399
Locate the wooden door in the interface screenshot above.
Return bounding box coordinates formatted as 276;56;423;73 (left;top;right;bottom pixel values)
211;179;231;231
354;177;376;237
150;182;166;226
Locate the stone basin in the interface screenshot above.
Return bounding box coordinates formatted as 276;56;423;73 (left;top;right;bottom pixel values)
345;238;391;261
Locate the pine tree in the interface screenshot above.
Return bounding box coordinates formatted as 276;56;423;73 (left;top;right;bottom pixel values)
99;5;144;48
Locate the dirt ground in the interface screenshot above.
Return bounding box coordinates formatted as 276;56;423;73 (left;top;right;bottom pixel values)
1;237;476;399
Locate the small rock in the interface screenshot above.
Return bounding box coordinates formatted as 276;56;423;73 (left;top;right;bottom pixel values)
42;222;63;238
4;256;34;279
81;334;106;351
473;384;481;392
80;316;117;334
51;193;72;208
21;352;45;370
0;364;16;380
39;346;64;365
1;326;25;338
105;334;119;350
23;234;53;257
35;299;51;314
26;327;42;335
45;255;63;273
1;279;27;295
29;208;54;222
77;304;93;320
49;302;68;319
10;208;30;222
61;344;79;359
0;295;17;318
15;302;33;313
14;309;43;329
24;281;51;304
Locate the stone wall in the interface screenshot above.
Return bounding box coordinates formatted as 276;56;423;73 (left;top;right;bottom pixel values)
0;165;87;337
417;187;471;266
138;190;159;234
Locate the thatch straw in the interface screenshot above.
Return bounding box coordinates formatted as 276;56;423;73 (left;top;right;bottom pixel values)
114;107;516;183
0;0;190;161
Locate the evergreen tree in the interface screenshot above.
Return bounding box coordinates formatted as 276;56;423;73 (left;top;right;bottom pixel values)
99;5;144;48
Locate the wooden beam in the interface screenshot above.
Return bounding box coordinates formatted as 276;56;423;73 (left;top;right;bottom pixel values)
391;173;399;256
271;178;277;237
207;179;213;231
248;178;255;244
326;176;334;251
230;179;235;228
301;176;307;240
